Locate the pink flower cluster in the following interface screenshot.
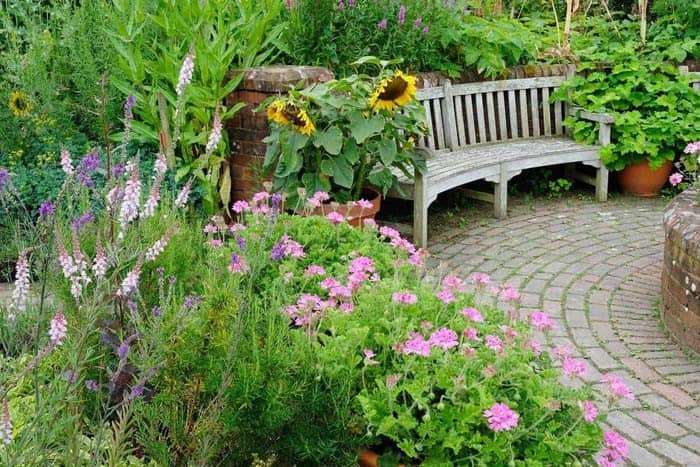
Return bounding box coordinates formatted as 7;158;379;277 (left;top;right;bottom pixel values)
529;311;557;331
578;400;598;422
483;402;519;431
562;357;588;378
392;291;418;304
600;374;635;400
398;327;459;357
49;309;67;347
348;256;378;291
283;293;334;329
596;431;628;466
460;307;483;322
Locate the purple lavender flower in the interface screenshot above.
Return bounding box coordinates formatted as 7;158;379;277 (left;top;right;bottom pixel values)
398;6;406;24
338;1;345;10
76;151;100;187
347;0;354;5
422;25;429;35
39;199;55;218
378;19;388;29
62;369;78;384
169;275;177;285
152;306;161;317
270;240;285;261
271;193;282;211
124;94;136;120
0;168;8;192
413;17;422;28
117;342;130;359
126;300;137;312
112;161;125;178
128;384;144;400
85;380;99;391
183;295;201;310
236;235;246;251
71;210;94;231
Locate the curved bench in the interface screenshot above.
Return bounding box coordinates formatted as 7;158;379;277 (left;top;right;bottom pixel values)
390;76;613;247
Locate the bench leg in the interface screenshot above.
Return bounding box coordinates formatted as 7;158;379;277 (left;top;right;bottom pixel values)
413;174;428;248
494;170;508;219
596;165;608;202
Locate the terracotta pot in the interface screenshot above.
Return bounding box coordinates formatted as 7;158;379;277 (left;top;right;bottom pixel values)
617;159;673;197
312;188;382;227
358;448;405;467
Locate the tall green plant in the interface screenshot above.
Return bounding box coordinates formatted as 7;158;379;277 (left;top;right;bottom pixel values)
107;0;285;213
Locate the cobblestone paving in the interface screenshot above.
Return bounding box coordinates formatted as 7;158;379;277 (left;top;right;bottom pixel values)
429;195;700;466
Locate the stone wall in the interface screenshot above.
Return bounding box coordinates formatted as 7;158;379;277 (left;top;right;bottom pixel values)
661;190;700;353
224;66;333;202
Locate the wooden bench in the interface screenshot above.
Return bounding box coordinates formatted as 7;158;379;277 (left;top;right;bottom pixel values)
390;75;613;247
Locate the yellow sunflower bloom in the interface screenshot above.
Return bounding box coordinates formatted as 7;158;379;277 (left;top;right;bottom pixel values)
8;91;33;117
280;104;315;136
369;71;417;112
266;100;288;125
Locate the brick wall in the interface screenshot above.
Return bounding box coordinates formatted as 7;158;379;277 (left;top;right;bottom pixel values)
661;190;700;353
224;66;333;202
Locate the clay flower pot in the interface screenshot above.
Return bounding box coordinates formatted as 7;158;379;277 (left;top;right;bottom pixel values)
617;159;673;197
358;448;405;467
312;188;382;227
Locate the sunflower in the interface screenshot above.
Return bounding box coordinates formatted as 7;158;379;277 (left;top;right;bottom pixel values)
268;100;315;136
369;71;417;112
8;91;33;117
266;100;288;125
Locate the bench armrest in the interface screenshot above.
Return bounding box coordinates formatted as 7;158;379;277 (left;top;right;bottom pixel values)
569;106;615;124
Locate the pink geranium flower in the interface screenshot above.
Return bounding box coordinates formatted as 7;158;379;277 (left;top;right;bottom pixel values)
524;338;542;356
529;311;557;331
392;291;418;304
562;358;588;378
485;335;503;352
551;345;571;360
600;431;628;463
669;172;683;187
463;327;480;341
326;211;345;224
471;272;491;286
304;265;326;277
578;400;598;422
427;328;459;349
400;333;431;357
460;307;484;322
483;402;519;431
600;374;635;400
436;288;455;304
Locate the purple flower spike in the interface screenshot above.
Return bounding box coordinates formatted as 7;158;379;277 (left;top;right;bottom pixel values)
124;94;136;120
377;19;388;29
398;6;406;25
117;342;130;360
0;168;8;192
39;199;55;218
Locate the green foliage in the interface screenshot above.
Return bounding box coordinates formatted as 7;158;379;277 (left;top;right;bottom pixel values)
281;0;539;78
263;59;429;203
107;0;285;213
553;52;700;170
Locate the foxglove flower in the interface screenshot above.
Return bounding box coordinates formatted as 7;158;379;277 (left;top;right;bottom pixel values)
145;229;173;262
176;52;195;97
0;400;11;445
49;309;67;346
116;262;141;298
154;153;167;178
9;252;30;318
205;109;222;155
60;148;74;177
175;179;192;208
118;167;141;235
92;233;108;279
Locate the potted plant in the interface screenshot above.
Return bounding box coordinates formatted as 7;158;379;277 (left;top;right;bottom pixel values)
669;141;700;201
261;57;429;221
555;55;700;196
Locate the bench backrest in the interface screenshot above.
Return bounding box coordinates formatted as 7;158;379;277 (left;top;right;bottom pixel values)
417;76;569;151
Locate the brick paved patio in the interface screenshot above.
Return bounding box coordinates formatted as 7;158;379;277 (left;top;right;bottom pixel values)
430;195;700;466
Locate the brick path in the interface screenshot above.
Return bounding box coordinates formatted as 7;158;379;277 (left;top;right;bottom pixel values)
429;195;700;466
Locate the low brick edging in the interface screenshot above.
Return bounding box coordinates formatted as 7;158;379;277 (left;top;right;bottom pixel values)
662;190;700;353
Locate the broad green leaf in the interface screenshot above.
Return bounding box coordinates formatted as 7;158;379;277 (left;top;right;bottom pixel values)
314;126;344;155
333;157;354;188
348;112;385;144
377;139;397;166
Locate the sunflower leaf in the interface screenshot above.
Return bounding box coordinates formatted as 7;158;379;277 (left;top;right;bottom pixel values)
377;139;397;166
314;126;344;155
333;157;354;189
348;112;385;144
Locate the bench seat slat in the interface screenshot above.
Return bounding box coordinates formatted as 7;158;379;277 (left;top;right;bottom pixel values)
393;137;598;187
